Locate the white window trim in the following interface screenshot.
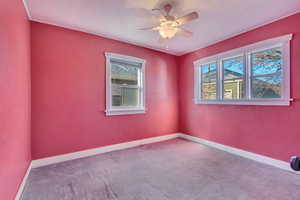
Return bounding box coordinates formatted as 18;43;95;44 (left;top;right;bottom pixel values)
105;52;146;116
194;34;293;106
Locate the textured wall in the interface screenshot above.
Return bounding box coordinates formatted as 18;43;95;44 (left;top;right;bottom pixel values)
31;22;179;159
178;12;300;162
0;0;31;199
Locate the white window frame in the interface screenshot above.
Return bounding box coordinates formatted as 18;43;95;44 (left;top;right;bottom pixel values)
105;52;146;116
194;34;293;106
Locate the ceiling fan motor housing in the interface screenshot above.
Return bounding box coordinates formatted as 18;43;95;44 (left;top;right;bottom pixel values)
290;156;300;171
164;4;172;15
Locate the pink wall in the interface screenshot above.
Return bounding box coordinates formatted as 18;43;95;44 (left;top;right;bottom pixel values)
178;13;300;162
31;22;179;159
0;0;31;199
30;9;300;165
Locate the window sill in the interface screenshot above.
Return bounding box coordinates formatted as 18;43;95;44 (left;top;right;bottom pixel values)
105;108;146;116
194;99;291;106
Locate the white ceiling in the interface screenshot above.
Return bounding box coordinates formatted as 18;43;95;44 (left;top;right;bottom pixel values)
24;0;300;56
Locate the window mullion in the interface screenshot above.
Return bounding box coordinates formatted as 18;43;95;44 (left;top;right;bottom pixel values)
218;59;223;100
282;43;290;100
246;52;252;100
138;68;142;88
109;66;113;110
198;66;202;101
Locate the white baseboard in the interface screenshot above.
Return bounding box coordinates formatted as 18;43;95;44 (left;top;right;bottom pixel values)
31;133;181;168
15;162;32;200
31;133;299;174
178;133;299;174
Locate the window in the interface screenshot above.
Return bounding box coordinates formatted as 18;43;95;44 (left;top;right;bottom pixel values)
201;62;217;100
194;34;292;106
105;52;146;115
250;47;282;99
222;55;245;100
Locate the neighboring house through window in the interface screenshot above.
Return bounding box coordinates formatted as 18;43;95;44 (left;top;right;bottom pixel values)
105;52;146;115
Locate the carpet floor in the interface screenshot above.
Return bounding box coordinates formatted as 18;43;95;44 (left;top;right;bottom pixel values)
21;139;300;200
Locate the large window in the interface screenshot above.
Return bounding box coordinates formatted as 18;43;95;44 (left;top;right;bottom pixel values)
105;53;145;115
194;34;292;106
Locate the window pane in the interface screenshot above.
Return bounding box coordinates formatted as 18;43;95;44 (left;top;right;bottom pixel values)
121;88;139;106
224;80;245;100
202;82;217;99
251;47;282;76
223;56;245;79
251;47;283;99
252;75;282;98
112;86;139;107
111;61;140;85
202;63;217;83
201;63;217;100
223;56;245;99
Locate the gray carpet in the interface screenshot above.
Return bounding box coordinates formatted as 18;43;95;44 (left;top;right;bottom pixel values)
22;139;300;200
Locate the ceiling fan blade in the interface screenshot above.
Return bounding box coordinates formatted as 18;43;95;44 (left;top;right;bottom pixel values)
177;28;193;37
151;8;166;19
176;12;199;25
139;26;160;31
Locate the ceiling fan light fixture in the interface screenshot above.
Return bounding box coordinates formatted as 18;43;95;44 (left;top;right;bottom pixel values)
158;21;179;39
140;3;199;40
159;26;178;39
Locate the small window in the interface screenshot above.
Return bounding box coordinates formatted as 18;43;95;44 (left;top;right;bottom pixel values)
105;53;146;115
194;34;292;106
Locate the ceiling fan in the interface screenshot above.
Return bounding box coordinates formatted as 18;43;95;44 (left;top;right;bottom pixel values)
140;3;199;39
